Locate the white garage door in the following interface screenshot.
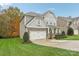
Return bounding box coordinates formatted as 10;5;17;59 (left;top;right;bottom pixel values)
30;31;46;40
74;30;78;35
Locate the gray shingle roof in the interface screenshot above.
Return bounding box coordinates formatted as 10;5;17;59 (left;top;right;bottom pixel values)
26;12;42;17
26;10;56;18
43;10;56;18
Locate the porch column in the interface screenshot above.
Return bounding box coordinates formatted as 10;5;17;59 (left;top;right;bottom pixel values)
54;28;56;34
46;28;48;40
57;28;60;35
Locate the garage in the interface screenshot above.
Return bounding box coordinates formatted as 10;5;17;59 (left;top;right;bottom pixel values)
28;28;48;40
74;29;79;35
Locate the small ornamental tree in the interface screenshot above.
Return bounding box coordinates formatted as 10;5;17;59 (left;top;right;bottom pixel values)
23;32;31;43
67;27;74;35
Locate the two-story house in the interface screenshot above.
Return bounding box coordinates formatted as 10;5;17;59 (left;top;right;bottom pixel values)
71;17;79;35
20;10;57;40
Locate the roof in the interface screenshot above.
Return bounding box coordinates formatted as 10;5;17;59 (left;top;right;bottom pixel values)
57;16;72;22
26;12;42;17
43;10;56;19
72;17;79;21
21;10;56;19
20;14;26;22
20;10;56;24
43;10;54;16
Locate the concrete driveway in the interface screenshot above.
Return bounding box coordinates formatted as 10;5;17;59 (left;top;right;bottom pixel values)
31;39;79;51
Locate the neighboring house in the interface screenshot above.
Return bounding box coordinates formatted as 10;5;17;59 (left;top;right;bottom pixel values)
20;10;57;40
57;16;79;35
57;16;71;35
71;17;79;35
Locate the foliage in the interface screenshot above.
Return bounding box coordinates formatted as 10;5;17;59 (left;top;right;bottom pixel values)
68;21;72;26
8;16;20;37
55;31;66;39
0;14;10;37
55;35;67;39
0;7;24;37
61;31;65;35
67;27;74;36
23;32;30;43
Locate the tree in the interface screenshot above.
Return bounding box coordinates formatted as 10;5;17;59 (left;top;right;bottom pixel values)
67;21;74;35
68;21;72;28
0;14;10;37
9;16;20;37
0;6;24;37
67;27;74;35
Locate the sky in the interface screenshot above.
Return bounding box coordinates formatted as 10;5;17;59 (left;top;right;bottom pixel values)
0;3;79;17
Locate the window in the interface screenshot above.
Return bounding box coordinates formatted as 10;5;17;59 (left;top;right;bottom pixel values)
47;22;48;24
54;23;55;26
38;20;40;24
37;20;41;26
50;22;52;24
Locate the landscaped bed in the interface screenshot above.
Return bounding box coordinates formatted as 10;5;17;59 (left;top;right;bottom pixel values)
0;38;79;56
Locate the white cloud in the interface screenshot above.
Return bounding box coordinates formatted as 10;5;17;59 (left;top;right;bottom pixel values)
0;3;12;9
0;3;11;6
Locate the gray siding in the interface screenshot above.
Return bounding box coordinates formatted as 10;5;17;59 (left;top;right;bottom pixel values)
20;16;26;39
27;16;46;27
44;12;57;27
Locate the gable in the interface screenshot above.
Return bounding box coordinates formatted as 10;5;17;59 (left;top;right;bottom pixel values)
21;11;57;28
26;16;46;27
43;11;57;26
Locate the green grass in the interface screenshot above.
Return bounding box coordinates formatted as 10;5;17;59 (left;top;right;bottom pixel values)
63;35;79;40
55;35;79;40
0;38;79;56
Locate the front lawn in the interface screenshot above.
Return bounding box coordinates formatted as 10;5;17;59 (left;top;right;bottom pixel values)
63;35;79;40
0;38;79;56
55;35;79;40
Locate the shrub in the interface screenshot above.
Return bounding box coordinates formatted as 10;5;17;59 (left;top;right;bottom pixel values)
67;27;74;36
23;32;30;43
55;35;67;39
61;31;65;35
